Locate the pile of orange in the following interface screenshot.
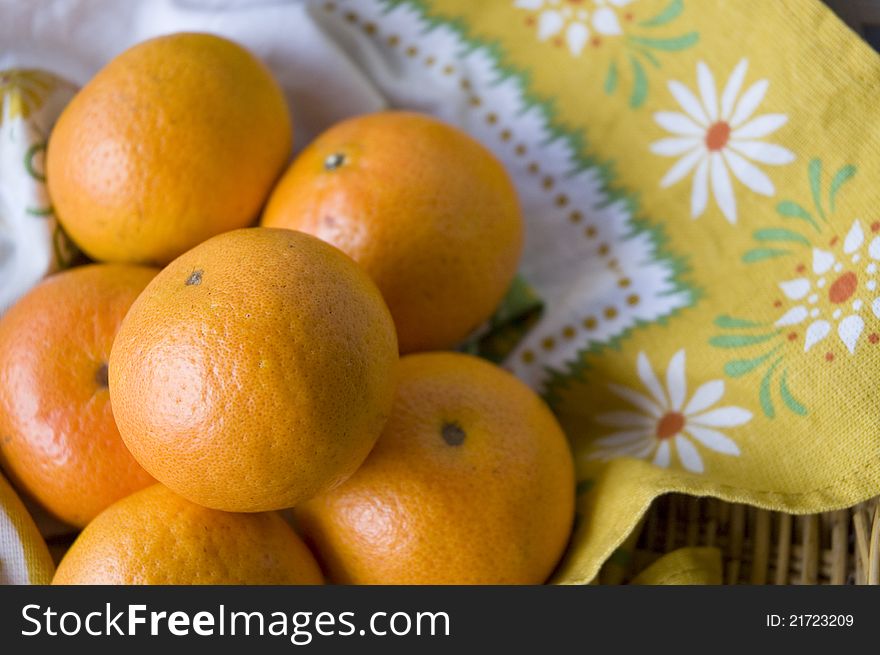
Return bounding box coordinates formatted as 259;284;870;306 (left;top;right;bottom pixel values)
0;32;574;585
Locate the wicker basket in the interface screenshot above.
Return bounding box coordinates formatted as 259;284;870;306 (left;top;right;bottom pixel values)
36;494;880;584
597;495;880;585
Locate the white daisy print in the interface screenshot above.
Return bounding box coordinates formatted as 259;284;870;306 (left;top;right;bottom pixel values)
776;219;880;354
515;0;633;56
592;0;634;35
651;59;795;223
589;350;752;473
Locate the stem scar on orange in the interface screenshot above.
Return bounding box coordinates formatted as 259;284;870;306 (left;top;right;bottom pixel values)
109;228;399;513
261;111;523;354
0;264;158;527
296;352;575;584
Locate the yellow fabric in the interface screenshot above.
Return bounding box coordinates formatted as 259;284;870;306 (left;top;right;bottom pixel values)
630;547;722;585
0;473;54;585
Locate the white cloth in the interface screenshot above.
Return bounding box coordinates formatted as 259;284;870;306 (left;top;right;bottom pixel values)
1;0;680;394
0;0;385;312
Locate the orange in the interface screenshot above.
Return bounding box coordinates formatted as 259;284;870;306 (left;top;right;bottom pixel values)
261;111;523;354
53;485;323;585
47;32;292;266
0;264;157;528
296;352;575;584
109;228;398;513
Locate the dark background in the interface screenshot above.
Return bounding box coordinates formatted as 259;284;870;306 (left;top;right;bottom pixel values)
825;0;880;50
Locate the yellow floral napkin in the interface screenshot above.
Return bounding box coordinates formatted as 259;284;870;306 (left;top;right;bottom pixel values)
313;0;880;584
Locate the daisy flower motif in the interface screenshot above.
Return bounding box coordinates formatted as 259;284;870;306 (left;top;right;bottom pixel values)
775;219;880;354
591;0;634;37
589;350;751;473
651;59;795;223
514;0;633;56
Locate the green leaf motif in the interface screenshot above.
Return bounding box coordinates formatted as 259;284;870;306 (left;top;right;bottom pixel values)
638;0;684;28
714;315;766;329
742;248;790;263
24;142;47;182
828;164;856;212
752;228;811;246
780;369;808;415
808;158;825;220
629;55;648;108
605;60;618;94
709;332;781;348
722;346;782;377
758;358;782;419
631;46;661;68
26;206;54;217
776;200;819;231
627;33;699;52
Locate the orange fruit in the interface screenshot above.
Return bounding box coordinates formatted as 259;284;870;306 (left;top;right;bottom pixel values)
109;228;398;513
296;352;575;584
53;485;322;584
47;32;292;266
0;264;157;528
261;111;523;354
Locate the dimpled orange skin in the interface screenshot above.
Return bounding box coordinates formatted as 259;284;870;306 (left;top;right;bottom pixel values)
52;485;323;585
295;352;575;585
109;228;399;513
0;265;157;528
47;32;292;266
261;111;523;354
